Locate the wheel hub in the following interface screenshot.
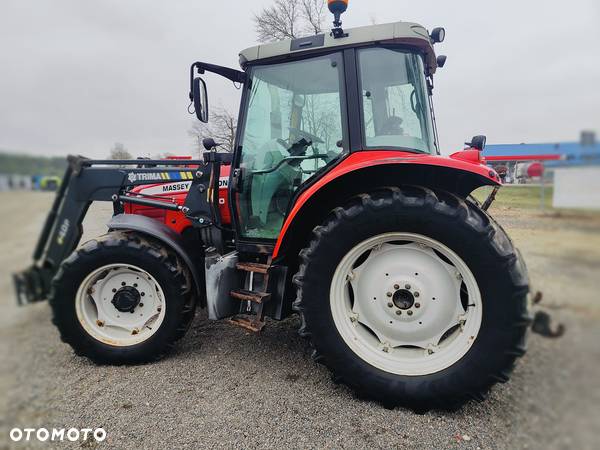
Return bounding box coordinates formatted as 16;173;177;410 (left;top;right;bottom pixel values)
330;233;483;376
76;264;166;347
392;289;414;310
111;286;141;313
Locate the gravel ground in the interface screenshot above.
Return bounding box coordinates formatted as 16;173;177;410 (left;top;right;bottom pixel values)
1;192;599;449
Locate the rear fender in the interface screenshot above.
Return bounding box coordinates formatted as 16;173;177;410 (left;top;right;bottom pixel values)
108;214;204;303
273;151;500;260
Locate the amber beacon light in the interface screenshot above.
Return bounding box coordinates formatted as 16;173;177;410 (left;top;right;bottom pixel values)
328;0;349;38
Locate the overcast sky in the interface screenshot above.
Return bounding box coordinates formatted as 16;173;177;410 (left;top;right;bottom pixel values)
1;0;599;158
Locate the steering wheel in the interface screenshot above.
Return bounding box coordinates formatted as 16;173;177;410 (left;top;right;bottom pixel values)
276;137;310;157
288;127;324;144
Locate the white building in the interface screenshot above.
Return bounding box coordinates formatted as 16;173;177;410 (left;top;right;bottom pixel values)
553;166;600;210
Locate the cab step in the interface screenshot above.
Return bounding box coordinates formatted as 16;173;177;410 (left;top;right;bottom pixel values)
235;262;270;274
228;315;266;332
229;258;273;333
230;288;271;304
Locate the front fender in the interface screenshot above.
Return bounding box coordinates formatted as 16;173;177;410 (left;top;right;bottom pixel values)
273;150;500;259
108;214;204;300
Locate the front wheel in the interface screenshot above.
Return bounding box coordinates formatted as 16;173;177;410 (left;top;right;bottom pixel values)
50;231;196;364
293;187;531;411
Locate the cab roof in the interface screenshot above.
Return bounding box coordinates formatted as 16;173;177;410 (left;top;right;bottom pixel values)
239;21;438;74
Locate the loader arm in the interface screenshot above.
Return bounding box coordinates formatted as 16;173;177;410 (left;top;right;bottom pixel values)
13;155;217;305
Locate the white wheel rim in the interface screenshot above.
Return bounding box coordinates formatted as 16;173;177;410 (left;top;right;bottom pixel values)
330;232;482;376
75;264;166;346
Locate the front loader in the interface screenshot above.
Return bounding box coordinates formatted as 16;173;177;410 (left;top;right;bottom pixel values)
14;1;533;411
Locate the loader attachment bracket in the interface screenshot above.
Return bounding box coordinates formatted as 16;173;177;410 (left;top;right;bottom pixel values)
13;266;50;306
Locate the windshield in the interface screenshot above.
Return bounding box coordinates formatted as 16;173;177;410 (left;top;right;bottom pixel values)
238;52;346;239
358;47;436;154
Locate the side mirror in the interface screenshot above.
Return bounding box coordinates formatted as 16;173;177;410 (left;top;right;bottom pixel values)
430;27;446;44
192;77;208;123
466;135;487;151
202;137;221;151
436;55;447;68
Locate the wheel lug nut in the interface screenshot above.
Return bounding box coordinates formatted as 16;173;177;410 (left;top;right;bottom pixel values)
395;310;402;315
133;283;138;288
139;303;144;307
414;292;420;298
415;303;421;308
387;302;394;308
141;292;145;297
393;284;399;290
407;310;413;316
112;288;117;293
386;292;392;297
121;282;126;286
405;284;411;290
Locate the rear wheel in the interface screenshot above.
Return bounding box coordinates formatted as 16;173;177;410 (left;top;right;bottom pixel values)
293;186;531;411
50;231;195;364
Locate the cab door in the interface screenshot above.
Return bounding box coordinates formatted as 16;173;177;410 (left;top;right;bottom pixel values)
232;52;348;241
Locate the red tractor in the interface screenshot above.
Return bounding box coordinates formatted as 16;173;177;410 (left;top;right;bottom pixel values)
14;3;531;411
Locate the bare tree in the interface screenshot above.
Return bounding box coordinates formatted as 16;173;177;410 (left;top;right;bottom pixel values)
188;107;237;154
254;0;299;41
253;0;326;42
301;0;326;36
109;142;132;160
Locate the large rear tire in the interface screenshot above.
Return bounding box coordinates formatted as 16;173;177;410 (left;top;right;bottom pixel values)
293;186;531;411
50;231;196;364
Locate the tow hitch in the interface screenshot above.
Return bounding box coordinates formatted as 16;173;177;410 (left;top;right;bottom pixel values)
530;291;566;338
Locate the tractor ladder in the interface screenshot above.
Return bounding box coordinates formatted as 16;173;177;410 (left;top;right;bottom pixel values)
228;261;272;332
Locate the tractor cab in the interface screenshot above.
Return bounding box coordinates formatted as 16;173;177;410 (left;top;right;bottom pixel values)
191;19;444;243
